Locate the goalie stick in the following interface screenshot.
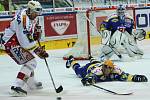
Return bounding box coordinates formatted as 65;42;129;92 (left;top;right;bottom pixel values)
37;40;63;93
92;84;133;95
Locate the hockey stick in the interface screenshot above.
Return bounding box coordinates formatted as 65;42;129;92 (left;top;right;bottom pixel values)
37;40;63;93
0;33;3;48
92;84;133;95
84;15;122;59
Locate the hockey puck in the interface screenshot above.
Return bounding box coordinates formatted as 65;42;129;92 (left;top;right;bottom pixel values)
57;97;61;100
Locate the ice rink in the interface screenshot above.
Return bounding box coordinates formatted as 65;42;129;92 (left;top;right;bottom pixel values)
0;40;150;100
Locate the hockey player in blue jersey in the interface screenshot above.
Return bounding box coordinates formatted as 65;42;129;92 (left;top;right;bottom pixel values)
99;4;146;61
66;55;148;86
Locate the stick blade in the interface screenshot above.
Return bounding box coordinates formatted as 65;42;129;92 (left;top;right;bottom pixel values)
56;85;63;93
115;92;133;95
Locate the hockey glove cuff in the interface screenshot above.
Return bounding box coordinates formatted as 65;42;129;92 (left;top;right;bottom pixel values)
34;46;49;59
81;76;96;86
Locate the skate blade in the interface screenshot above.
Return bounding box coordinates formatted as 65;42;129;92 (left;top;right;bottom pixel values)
9;90;27;97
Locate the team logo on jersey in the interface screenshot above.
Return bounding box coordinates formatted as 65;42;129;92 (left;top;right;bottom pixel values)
111;19;118;22
51;20;70;35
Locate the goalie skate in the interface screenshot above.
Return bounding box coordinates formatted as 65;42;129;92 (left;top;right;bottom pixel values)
10;86;27;97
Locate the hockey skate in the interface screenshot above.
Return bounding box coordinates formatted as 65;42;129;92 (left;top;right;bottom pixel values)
35;82;43;89
10;86;27;97
27;80;43;90
89;56;101;64
66;55;74;68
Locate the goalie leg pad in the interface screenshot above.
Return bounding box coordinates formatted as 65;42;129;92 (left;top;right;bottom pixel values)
123;39;143;58
99;45;114;61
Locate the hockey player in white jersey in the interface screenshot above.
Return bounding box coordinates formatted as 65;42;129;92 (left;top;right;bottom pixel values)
2;1;48;96
99;5;146;61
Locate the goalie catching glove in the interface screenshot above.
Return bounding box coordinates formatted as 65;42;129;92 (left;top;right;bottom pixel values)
132;75;148;82
34;46;49;59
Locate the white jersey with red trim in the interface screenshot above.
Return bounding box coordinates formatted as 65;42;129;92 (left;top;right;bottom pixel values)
3;9;38;49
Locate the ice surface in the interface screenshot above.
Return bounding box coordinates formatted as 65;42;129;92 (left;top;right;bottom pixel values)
0;40;150;100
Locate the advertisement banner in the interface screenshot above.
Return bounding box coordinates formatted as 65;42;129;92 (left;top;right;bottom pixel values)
44;13;77;37
135;7;150;30
0;20;11;32
135;7;150;38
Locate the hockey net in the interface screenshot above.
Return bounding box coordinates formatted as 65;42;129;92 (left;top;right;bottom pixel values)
63;7;134;60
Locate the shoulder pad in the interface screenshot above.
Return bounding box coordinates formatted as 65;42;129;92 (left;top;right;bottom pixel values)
16;9;26;25
125;13;133;20
106;14;118;21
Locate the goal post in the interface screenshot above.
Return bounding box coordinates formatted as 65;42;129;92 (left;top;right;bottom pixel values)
63;7;134;60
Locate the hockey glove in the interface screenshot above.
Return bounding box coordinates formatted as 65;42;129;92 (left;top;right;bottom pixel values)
81;76;96;86
132;75;148;82
34;46;49;59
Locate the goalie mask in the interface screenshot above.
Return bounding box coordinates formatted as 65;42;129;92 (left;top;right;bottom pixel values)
117;5;126;23
27;0;42;16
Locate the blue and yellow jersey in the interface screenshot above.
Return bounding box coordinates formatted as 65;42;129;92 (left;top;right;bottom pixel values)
100;14;134;35
83;62;133;82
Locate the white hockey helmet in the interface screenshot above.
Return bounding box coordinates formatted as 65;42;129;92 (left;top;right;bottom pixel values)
116;4;126;17
27;0;42;15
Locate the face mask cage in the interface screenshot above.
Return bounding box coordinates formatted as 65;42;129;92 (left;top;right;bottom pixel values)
117;10;125;16
28;7;42;16
32;7;42;15
117;5;126;17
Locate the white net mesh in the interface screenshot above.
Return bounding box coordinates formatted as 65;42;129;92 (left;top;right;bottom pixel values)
63;10;101;60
